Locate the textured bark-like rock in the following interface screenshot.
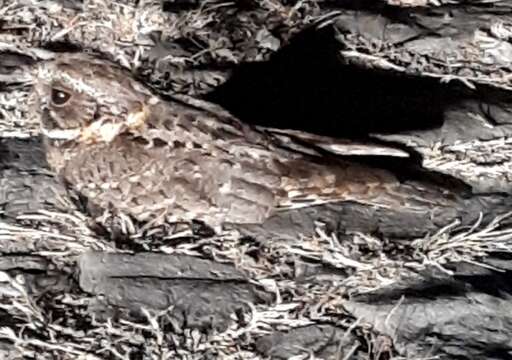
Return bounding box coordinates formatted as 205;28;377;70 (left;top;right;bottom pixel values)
346;276;512;359
256;325;361;359
329;2;512;82
78;252;271;331
0;137;69;216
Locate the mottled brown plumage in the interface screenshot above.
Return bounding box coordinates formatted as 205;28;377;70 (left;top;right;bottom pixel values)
31;53;449;229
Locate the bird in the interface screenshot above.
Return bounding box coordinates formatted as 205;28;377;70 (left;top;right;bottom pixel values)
30;52;454;231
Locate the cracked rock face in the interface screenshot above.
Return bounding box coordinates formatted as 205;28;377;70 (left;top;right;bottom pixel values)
78;252;271;330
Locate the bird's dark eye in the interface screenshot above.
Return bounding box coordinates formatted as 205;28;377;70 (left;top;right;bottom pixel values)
51;88;71;106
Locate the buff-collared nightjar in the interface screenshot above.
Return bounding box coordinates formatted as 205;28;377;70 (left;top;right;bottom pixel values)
31;53;452;230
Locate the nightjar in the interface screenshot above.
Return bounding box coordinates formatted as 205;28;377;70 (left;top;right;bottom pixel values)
31;53;453;230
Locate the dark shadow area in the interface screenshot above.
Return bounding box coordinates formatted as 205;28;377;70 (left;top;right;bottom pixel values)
454;273;512;298
0;137;47;170
41;41;83;53
353;273;512;304
205;26;459;138
0;52;36;73
353;280;469;304
162;0;201;12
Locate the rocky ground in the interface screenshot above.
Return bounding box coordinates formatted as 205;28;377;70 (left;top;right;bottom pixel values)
1;1;512;359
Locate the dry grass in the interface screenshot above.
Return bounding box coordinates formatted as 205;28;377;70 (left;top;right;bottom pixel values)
423;138;512;190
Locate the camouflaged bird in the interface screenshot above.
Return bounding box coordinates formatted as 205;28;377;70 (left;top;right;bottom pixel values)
31;53;450;230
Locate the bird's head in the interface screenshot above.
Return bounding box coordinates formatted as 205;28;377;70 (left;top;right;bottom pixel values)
32;53;156;146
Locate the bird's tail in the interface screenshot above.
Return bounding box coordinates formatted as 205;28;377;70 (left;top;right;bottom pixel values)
275;158;457;211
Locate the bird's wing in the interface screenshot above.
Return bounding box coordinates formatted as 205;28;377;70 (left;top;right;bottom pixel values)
273;153;457;212
60;136;281;228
